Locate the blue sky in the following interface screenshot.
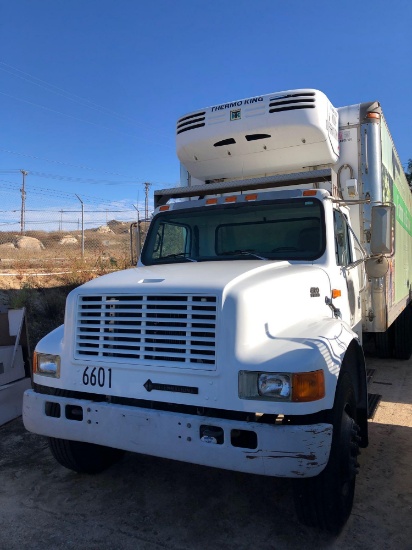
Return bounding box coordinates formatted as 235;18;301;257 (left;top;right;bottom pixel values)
0;0;410;220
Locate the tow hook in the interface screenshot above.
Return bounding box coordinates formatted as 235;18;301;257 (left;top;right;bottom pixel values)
325;296;341;319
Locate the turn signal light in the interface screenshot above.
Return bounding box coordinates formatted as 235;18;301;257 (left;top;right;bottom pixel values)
33;351;38;374
332;289;341;299
292;370;325;402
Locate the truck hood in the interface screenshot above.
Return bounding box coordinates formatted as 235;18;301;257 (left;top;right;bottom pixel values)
57;259;336;414
73;260;315;295
72;261;332;321
70;260;333;347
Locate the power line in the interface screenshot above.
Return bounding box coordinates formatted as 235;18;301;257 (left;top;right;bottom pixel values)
0;90;168;145
0;150;177;190
0;178;140;205
0;60;170;139
0;148;134;177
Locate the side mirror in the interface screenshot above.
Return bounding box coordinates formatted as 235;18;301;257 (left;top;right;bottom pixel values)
370;205;394;256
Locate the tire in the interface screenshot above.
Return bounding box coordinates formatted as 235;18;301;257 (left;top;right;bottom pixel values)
293;373;361;533
35;386;124;474
375;328;394;359
49;437;125;474
393;305;412;360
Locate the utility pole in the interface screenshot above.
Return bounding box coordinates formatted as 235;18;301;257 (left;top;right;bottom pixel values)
143;182;152;221
20;170;28;234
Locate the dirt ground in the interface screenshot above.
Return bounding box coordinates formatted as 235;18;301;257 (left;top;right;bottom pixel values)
1;359;411;549
0;276;412;549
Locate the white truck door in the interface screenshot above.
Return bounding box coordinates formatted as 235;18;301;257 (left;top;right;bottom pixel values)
333;209;363;335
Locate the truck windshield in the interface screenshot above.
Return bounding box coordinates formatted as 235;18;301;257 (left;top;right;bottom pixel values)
141;198;325;265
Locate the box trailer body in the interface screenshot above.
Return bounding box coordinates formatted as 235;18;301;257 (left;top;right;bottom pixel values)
23;89;411;532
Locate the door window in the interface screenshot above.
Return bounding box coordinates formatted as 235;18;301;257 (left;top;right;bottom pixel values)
334;210;352;266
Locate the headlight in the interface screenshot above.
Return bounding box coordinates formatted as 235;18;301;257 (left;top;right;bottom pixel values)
258;373;291;398
34;352;61;378
239;370;324;402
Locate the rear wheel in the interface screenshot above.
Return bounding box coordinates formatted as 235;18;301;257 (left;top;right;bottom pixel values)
375;327;394;358
393;305;412;360
293;373;361;533
49;437;124;474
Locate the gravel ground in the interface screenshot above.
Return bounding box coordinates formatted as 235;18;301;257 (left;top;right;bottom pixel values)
0;356;411;550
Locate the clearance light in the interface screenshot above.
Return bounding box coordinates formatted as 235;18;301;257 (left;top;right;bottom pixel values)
292;370;325;402
206;198;218;205
332;289;341;299
302;190;317;196
366;112;380;119
159;205;170;211
245;194;258;201
225;196;237;203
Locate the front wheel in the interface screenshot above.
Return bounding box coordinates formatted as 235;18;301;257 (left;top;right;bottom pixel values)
49;438;124;474
293;373;361;533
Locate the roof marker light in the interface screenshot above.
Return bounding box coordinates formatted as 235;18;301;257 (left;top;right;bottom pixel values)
225;196;237;203
245;194;258;201
159;205;170;211
366;112;380;119
206;198;218;205
303;190;317;196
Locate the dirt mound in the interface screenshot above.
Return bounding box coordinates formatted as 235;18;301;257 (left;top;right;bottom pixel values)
0;242;16;250
15;236;45;250
59;235;78;245
96;226;113;234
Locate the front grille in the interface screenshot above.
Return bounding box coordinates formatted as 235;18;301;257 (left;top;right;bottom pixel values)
74;294;217;369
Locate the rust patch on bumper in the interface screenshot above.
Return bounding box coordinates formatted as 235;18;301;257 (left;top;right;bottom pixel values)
246;451;316;461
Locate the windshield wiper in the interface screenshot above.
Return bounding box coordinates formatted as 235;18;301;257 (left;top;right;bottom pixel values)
219;249;268;260
160;253;197;262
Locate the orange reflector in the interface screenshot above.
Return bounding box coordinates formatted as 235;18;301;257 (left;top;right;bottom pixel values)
206;198;218;205
159;205;170;211
225;196;237;203
245;194;258;201
367;112;380;119
33;351;38;374
302;190;317;196
332;289;341;299
292;370;325;402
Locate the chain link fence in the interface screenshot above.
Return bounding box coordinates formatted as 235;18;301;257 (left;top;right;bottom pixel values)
0;184;142;272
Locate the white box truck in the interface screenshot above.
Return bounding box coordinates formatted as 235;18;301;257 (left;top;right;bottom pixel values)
23;89;412;533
